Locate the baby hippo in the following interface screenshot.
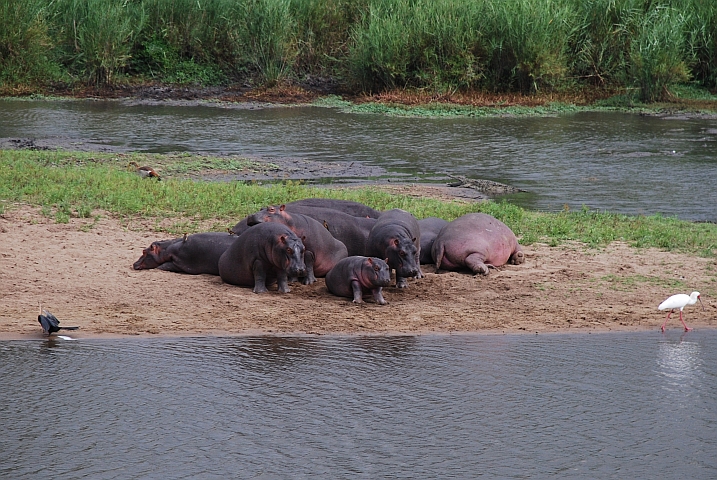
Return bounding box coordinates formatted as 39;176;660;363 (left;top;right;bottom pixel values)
325;256;391;305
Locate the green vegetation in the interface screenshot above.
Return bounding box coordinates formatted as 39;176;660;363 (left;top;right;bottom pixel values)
1;0;716;101
600;273;687;291
2;149;716;257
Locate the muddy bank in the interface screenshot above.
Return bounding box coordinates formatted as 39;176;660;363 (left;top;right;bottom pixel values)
1;206;715;339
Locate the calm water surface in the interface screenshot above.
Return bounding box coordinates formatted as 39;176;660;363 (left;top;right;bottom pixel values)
2;331;716;479
1;100;716;220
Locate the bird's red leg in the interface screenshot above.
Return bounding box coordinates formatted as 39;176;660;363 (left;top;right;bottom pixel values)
661;311;673;332
678;311;692;332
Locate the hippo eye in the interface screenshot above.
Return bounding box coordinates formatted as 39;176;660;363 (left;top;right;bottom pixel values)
286;248;293;255
373;265;380;271
399;250;406;257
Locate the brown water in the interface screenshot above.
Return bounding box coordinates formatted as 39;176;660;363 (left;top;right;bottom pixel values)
1;100;716;221
1;331;716;478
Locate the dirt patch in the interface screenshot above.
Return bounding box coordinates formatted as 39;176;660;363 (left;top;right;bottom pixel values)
2;205;715;339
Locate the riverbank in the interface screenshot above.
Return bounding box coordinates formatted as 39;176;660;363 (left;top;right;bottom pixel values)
2;204;715;339
6;83;717;118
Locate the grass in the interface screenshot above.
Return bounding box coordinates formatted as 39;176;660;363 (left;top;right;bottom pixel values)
1;148;717;256
600;274;687;292
2;0;717;98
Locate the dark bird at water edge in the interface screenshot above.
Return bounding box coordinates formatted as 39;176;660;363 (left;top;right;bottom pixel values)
38;306;79;335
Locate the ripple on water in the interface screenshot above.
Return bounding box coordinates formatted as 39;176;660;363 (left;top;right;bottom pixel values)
1;331;716;478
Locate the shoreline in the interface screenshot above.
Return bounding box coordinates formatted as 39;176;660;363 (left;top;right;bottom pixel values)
2;205;715;339
2;324;714;341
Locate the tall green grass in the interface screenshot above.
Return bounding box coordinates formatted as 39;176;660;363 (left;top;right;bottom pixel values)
0;0;61;85
1;0;716;97
2;149;716;257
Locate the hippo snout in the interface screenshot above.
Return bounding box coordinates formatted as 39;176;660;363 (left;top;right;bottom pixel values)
398;266;420;278
376;276;392;287
288;265;307;278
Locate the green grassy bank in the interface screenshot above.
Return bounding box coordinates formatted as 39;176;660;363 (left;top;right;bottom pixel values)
2;149;716;257
1;0;716;102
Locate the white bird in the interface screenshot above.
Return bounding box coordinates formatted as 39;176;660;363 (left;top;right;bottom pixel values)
658;291;703;332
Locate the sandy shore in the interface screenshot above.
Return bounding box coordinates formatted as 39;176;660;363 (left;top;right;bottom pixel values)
2;204;715;340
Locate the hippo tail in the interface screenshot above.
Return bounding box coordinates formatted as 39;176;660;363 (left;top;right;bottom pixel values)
434;243;445;271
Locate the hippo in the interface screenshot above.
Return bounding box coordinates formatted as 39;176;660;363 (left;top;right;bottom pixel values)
133;232;238;275
418;217;449;264
284;198;381;218
325;256;392;305
231;216;251;237
283;205;376;256
432;213;525;275
247;205;349;283
366;209;422;288
218;222;306;293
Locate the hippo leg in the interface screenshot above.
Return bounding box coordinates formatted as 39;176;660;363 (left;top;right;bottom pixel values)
510;250;525;265
157;262;182;273
350;280;365;304
464;253;490;275
276;271;291;293
371;288;388;305
252;260;269;294
301;251;317;285
415;251;424;278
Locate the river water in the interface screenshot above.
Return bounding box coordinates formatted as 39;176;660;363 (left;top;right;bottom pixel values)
1;99;716;221
1;331;716;479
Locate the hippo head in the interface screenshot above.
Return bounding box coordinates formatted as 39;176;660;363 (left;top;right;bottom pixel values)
365;257;392;287
386;237;420;278
276;232;307;278
132;240;172;270
510;250;525;265
247;205;292;226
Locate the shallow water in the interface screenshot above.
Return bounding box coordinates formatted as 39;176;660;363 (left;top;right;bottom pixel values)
2;331;716;479
1;100;716;220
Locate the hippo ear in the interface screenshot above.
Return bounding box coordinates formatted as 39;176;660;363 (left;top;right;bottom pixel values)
280;205;286;211
279;234;287;244
392;238;400;247
150;244;160;254
412;237;417;243
367;257;374;265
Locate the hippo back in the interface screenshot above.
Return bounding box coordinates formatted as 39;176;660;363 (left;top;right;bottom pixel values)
285;198;381;218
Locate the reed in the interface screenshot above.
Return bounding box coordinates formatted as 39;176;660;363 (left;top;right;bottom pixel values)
481;0;574;92
0;0;59;85
2;149;716;257
568;0;637;87
47;0;145;85
685;0;717;89
2;0;717;99
628;5;690;102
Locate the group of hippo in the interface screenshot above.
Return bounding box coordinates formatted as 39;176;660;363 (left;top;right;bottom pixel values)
133;198;525;304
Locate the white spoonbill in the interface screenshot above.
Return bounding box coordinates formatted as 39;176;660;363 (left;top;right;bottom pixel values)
658;291;703;332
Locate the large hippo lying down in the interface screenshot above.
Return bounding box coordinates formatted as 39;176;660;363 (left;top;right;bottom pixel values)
432;213;524;275
218;222;307;293
366;209;422;288
133;232;237;275
284;198;381;218
325;256;391;305
418;217;449;264
247;205;348;284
